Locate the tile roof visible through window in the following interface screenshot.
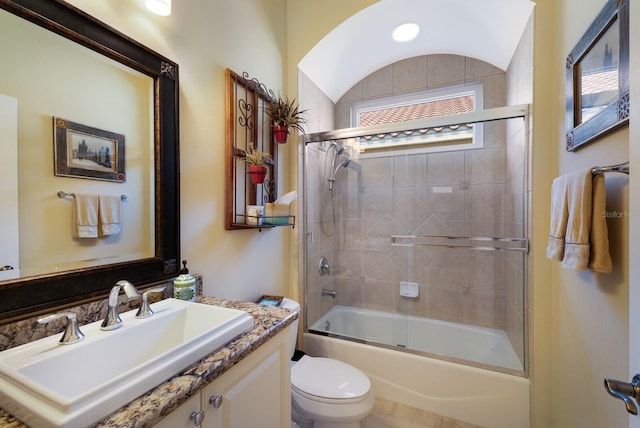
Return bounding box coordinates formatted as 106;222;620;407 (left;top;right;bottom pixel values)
581;69;618;95
359;95;474;127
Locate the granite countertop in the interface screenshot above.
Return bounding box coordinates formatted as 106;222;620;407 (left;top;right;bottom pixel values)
0;296;297;428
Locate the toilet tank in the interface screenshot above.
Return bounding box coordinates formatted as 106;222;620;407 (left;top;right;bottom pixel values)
280;298;300;359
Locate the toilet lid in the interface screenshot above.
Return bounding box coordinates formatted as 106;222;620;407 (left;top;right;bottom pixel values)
291;356;370;400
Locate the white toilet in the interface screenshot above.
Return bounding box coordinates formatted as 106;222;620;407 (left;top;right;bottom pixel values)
281;298;375;428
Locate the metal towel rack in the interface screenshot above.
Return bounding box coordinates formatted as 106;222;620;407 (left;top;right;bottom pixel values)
592;161;629;175
391;235;529;253
57;191;127;201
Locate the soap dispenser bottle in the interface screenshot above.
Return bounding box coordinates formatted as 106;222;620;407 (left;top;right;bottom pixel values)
173;260;196;301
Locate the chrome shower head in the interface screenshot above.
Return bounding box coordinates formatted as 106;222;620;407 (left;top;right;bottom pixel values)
328;158;351;191
329;141;345;155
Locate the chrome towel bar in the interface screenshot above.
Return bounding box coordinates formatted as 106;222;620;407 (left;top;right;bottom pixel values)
592;161;629;175
57;191;127;201
391;235;529;253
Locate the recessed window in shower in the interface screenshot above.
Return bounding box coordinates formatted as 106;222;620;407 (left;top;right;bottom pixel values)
351;83;484;157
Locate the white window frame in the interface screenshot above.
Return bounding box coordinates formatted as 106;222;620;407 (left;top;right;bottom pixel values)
350;83;484;158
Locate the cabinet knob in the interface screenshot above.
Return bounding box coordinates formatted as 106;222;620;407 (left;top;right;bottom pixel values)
209;394;223;409
190;410;205;426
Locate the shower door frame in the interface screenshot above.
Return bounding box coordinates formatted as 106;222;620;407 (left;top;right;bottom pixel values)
303;103;531;376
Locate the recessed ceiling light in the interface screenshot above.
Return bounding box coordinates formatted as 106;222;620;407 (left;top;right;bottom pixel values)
145;0;171;16
392;22;420;42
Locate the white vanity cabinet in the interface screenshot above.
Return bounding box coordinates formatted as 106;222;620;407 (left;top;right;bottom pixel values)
154;326;291;428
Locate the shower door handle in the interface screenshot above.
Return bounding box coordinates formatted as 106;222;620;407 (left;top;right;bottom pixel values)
604;374;640;415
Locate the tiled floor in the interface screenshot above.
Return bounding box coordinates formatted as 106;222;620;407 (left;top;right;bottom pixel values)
362;397;484;428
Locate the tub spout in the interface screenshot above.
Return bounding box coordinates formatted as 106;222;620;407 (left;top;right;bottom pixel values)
322;288;337;298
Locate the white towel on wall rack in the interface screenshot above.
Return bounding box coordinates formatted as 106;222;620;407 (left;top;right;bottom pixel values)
73;194;99;238
99;194;121;236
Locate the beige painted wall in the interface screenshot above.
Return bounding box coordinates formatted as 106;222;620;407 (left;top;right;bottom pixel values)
533;0;630;427
629;0;640;427
63;0;291;302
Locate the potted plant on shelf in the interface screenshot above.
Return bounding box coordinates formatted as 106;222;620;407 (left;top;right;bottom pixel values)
244;144;271;185
266;93;308;144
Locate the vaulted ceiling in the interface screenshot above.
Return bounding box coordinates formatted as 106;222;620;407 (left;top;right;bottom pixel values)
298;0;535;102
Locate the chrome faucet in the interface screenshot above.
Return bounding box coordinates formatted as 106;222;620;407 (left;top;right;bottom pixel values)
321;288;337;298
37;312;85;344
135;286;166;318
101;280;141;331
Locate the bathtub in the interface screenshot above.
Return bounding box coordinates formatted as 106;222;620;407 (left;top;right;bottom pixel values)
304;305;529;428
308;305;523;371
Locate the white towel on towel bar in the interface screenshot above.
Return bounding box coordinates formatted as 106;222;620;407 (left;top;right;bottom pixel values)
99;194;121;236
73;194;99;238
546;168;612;273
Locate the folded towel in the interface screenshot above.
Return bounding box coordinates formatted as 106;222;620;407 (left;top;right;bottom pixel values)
99;195;121;236
73;194;99;238
588;174;612;273
546;168;612;272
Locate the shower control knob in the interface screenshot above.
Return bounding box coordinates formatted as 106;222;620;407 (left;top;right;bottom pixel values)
319;256;330;276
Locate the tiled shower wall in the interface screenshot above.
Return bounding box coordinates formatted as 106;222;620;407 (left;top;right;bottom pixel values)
301;51;530;366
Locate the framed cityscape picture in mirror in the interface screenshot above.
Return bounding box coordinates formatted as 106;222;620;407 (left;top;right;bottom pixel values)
54;117;126;182
565;0;628;151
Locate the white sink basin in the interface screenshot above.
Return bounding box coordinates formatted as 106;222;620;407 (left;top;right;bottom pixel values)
0;298;254;428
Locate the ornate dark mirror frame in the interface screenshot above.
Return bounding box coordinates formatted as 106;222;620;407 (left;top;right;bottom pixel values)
0;0;180;322
565;0;629;151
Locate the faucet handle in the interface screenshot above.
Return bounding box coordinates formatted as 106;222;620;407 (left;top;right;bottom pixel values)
101;280;142;331
38;312;85;345
136;286;167;318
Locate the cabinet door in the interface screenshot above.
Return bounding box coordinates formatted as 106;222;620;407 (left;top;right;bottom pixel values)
204;351;284;428
154;393;203;428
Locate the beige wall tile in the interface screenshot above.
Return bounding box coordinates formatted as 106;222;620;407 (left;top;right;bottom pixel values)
480;73;506;109
393;56;428;94
465;183;506;221
427;286;466;323
427;54;465;87
393;153;428;188
363;64;394;99
465;146;506;184
427;151;465;185
465;292;506;329
465;57;504;80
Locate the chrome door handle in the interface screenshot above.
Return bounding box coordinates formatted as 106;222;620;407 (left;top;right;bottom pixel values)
604;374;640;415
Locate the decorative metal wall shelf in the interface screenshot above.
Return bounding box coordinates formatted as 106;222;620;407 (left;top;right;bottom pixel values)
225;69;279;230
233;214;296;232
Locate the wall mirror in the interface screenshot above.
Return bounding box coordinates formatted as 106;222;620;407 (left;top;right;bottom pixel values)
0;0;180;322
565;0;629;151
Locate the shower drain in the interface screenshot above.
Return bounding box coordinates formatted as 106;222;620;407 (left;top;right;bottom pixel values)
325;320;331;331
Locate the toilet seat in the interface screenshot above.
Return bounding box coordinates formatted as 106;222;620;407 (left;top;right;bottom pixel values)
291;355;371;402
